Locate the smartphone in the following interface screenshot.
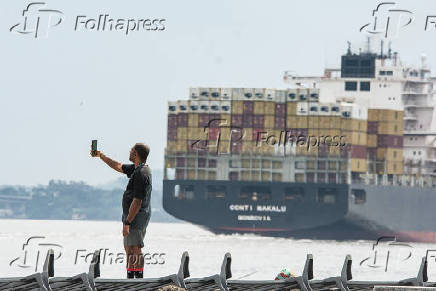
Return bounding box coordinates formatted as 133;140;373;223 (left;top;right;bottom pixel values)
91;140;98;156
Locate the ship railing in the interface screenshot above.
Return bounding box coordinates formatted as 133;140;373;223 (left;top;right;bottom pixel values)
2;247;435;291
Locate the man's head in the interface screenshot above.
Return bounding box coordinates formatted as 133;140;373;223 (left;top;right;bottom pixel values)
129;143;150;163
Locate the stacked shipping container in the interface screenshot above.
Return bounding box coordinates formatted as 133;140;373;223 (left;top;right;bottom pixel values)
367;109;404;175
166;87;405;182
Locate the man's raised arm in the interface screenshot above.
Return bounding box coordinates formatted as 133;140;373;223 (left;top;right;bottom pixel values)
91;150;123;173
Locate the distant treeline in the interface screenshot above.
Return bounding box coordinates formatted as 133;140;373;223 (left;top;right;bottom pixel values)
0;179;179;222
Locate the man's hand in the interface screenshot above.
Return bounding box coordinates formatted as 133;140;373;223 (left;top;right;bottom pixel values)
90;150;102;158
123;224;130;237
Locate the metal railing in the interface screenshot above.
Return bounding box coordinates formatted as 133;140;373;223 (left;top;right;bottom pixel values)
2;248;436;291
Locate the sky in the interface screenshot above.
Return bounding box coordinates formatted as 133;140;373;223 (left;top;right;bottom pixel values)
1;0;436;186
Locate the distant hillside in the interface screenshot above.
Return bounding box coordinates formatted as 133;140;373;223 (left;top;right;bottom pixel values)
0;169;183;223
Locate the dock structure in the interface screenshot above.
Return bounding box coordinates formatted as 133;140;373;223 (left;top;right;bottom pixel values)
2;249;436;290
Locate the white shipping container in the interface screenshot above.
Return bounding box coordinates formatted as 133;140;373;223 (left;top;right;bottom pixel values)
232;88;244;100
330;104;341;116
221;101;231;114
265;89;275;100
287;89;298;102
298;89;309;101
309;89;320;101
254;88;265;100
168;101;177;114
351;104;368;120
275;90;286;103
243;88;254;100
340;104;352;118
189;88;200;100
210;101;221;113
297;102;308;115
308;102;319;115
199;88;210;101
210;88;221;100
199;101;210;113
319;103;330;116
189;100;199;113
177;100;189;113
221;88;232;100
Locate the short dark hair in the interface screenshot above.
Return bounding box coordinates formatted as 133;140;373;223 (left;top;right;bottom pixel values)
134;143;150;162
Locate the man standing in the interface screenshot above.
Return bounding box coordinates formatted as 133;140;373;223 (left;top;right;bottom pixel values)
91;143;152;279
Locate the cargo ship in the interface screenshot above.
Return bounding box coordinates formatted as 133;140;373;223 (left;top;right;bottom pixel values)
162;41;436;242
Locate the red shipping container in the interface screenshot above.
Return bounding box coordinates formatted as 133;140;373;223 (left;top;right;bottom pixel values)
274;116;285;129
168;115;178;129
253;114;265;127
351;145;367;159
377;134;403;148
177;113;188;127
243;101;254;114
199;113;210;127
318;144;329;157
367;148;377;160
188;139;206;152
275;104;286;117
187;140;196;153
340;144;352;157
176;157;185;167
367;121;378;134
285;128;298;137
167;128;177;141
209;114;222;128
295;128;308;138
231;114;243;127
208;128;221;140
252;128;267;142
242;115;253;127
231;142;242;154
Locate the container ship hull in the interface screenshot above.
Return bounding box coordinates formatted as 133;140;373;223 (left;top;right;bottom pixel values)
163;179;436;242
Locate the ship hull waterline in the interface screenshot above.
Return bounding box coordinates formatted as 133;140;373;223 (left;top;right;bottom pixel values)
163;179;436;243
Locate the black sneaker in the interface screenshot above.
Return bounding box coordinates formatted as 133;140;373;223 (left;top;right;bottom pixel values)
134;270;143;278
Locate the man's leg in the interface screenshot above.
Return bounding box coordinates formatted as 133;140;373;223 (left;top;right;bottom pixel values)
132;245;144;278
124;245;135;279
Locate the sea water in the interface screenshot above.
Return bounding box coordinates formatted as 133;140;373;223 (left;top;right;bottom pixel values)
1;219;436;281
